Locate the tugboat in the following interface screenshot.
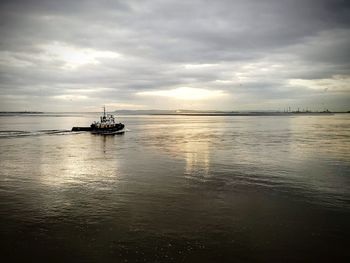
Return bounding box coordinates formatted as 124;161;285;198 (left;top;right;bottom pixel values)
91;106;125;135
72;106;125;135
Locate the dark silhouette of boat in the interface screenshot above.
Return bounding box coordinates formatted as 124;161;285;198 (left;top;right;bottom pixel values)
72;107;125;134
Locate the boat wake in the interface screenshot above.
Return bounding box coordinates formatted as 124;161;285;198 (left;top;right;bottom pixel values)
0;128;131;138
0;129;73;138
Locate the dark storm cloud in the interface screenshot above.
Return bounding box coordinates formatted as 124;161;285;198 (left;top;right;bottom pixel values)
0;0;349;111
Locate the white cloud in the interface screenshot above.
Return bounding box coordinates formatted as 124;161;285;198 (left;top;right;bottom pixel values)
137;87;225;100
289;75;350;92
183;63;218;69
51;94;89;100
39;42;121;69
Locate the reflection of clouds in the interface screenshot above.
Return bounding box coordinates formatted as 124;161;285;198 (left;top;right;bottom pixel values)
32;134;121;219
39;134;120;189
289;116;350;162
140;117;214;178
184;141;210;178
138;116;258;180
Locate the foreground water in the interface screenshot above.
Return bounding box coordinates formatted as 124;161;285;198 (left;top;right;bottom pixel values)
0;113;349;262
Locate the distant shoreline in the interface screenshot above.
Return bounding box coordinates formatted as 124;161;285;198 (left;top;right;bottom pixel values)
0;111;44;114
150;112;339;116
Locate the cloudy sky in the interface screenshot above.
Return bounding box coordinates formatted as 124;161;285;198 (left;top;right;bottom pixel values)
0;0;349;111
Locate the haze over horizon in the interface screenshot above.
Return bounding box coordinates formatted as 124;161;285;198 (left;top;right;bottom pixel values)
0;0;349;112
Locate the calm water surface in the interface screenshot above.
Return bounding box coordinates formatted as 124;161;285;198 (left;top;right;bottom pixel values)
0;113;349;262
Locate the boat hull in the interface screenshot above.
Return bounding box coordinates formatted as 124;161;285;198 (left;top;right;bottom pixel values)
91;129;125;135
90;123;125;135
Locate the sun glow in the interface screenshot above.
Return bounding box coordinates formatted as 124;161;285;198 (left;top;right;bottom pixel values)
40;42;121;69
137;87;225;100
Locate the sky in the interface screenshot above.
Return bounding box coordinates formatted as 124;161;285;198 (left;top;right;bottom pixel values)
0;0;349;112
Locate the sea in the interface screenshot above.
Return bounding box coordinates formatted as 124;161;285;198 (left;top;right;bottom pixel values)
0;113;349;262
